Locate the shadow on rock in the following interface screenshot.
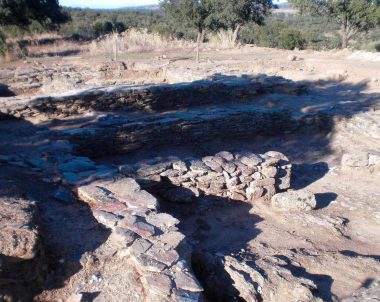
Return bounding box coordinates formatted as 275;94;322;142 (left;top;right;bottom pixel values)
340;250;380;261
0;83;16;97
139;178;264;301
315;192;338;209
292;162;330;190
274;255;335;302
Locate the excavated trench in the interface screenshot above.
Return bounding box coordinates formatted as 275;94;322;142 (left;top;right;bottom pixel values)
0;76;348;301
62;78;335;301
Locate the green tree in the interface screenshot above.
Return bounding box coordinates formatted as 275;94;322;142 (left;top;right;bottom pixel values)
92;21;114;37
210;0;273;45
0;0;69;28
161;0;216;62
279;29;306;49
289;0;380;48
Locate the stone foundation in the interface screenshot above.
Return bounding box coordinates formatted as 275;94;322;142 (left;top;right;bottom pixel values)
0;76;306;118
121;150;291;203
62;107;331;158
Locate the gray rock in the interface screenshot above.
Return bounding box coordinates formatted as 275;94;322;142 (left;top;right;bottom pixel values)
251;178;275;187
223;162;237;174
137;162;172;177
142;273;174;297
147;246;180;266
216;151;234;161
146;213;180;230
262;166;277;178
246;186;264;201
240;154;263;167
157;231;185;250
264;151;289;162
111;227;138;247
93;210;121;229
129;238;153;256
174;270;203;292
271;190;317;211
189;160;209;173
173;161;188;172
202;156;224;172
134;254;167;272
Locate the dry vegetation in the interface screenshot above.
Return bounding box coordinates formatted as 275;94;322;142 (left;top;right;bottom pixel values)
89;29;194;56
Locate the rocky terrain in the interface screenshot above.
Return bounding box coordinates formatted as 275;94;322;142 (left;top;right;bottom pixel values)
0;46;379;302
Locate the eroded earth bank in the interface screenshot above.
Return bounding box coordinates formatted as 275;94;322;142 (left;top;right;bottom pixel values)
0;48;380;302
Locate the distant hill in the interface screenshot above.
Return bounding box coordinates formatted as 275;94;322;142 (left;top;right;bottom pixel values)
63;4;160;11
118;4;160;11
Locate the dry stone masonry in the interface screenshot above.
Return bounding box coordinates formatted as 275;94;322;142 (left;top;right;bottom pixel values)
0;75;306;118
121;150;292;204
77;177;203;301
0;136;204;301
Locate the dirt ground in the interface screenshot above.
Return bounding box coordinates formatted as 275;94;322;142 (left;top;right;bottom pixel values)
0;46;379;301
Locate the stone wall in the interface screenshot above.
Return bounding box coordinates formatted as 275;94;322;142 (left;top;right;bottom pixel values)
77;177;203;301
0;76;306;118
0;138;204;301
121;150;291;204
64;108;332;158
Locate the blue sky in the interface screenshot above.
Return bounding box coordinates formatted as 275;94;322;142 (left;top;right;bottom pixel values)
60;0;159;9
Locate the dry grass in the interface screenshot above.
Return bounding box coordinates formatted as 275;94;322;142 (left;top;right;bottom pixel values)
26;40;87;58
207;30;236;49
0;33;88;63
89;29;193;56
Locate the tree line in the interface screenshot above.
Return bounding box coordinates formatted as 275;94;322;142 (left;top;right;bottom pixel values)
0;0;379;57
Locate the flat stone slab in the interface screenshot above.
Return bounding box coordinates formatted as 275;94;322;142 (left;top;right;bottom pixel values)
77;177;159;210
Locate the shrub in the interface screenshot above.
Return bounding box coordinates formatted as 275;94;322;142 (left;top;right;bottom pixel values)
279;29;306;50
93;21;114;38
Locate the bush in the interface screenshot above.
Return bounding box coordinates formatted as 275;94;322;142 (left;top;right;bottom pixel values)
0;31;7;54
93;21;114;38
279;29;306;50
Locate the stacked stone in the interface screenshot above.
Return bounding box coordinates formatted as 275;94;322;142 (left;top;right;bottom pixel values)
126;150;291;203
77;177;203;301
0;76;305;119
1;136;204;301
